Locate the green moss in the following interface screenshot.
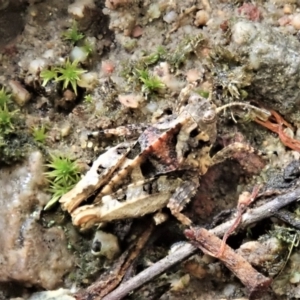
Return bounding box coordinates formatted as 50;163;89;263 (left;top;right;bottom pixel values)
210;47;253;101
167;34;204;69
44;154;81;210
120;36;204;97
0;87;12;108
41;59;87;95
0;105;18;135
135;68;165;95
0;132;30;165
140;46;167;66
40;68;57;87
56;59;87;95
123;38;138;52
0;84;30;164
62;21;84;44
196;89;210;98
84;94;93;103
32;125;47;144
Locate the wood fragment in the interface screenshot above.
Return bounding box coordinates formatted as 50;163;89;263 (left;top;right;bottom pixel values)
101;186;300;300
185;227;272;297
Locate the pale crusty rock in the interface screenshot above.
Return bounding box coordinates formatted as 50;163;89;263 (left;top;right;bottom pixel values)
0;152;74;289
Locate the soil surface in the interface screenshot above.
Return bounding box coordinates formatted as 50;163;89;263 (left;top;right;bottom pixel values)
1;0;300;299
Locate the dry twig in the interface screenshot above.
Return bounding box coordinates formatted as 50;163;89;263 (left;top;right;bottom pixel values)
103;186;300;300
185;227;272;297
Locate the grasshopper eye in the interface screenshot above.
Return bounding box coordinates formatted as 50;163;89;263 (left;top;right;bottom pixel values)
203;109;216;123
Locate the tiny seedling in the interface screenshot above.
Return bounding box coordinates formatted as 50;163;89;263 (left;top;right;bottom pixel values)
62;21;84;44
32;125;47;144
44;154;81;210
140;46;167;66
0;105;18;135
40;68;57;87
135;68;165;94
56;59;87;95
0;87;11;108
83;94;93;103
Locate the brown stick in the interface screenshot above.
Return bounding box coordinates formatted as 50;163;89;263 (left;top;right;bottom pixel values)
102;242;196;300
185;227;272;296
102;186;300;300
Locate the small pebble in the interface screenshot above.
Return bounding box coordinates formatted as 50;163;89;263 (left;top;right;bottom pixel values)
231;21;256;45
186;69;201;82
61;123;71;137
118;93;143;108
163;11;178;24
77;72;97;89
131;25;143;38
278;15;291;26
283;4;293;14
68;0;96;18
28;58;46;74
101;60;115;76
291;13;300;29
70;46;88;63
194;10;209;27
9;80;31;106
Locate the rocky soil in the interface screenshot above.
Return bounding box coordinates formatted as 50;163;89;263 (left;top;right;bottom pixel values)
2;0;300;299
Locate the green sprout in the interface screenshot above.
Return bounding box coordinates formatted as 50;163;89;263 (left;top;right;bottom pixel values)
40;68;57;87
135;68;165;94
56;59;86;95
196;90;210;98
168;34;203;69
0;105;18;135
62;21;84;44
84;94;93;103
32;125;47;144
140;46;167;66
44;154;81;210
0;87;12;108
